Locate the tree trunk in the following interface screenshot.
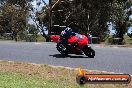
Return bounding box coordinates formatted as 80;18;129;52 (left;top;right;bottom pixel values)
118;30;124;45
116;21;127;45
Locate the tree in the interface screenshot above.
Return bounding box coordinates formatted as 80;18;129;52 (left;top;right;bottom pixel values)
110;0;131;44
36;0;131;43
23;24;38;42
31;7;49;38
50;0;111;41
29;0;61;41
0;0;32;41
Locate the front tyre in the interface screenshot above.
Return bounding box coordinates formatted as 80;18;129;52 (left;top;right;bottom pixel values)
83;45;95;58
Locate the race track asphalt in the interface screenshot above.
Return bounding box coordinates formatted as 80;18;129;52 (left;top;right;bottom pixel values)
0;41;132;74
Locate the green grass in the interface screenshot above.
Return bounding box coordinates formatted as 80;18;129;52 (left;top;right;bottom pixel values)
0;72;70;88
0;72;126;88
124;35;132;45
0;72;62;88
36;35;46;42
0;72;92;88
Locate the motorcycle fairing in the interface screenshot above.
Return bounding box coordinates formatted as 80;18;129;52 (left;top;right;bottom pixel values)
68;34;89;49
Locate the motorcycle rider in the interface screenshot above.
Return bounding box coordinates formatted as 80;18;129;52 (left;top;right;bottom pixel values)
59;27;84;55
60;27;76;44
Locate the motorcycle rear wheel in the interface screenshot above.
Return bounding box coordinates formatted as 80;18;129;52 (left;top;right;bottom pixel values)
57;44;68;56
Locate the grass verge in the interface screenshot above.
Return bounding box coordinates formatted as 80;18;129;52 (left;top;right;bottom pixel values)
0;60;131;88
36;35;46;42
124;35;132;45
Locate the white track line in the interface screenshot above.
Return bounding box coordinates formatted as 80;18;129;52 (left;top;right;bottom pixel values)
112;47;118;48
34;43;42;45
95;46;105;48
95;46;99;47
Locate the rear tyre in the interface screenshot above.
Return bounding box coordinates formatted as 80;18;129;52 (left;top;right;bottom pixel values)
56;44;68;56
83;45;95;58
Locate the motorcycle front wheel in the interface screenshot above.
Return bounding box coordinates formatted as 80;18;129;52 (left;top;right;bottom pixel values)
83;45;95;58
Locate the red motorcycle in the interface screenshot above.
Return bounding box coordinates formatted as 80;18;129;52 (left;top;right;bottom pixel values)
56;34;95;58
